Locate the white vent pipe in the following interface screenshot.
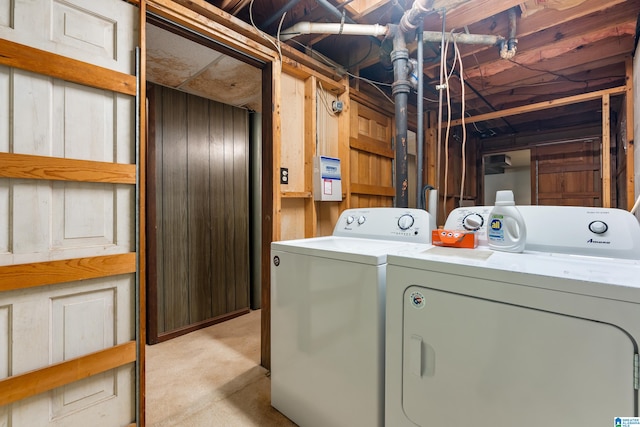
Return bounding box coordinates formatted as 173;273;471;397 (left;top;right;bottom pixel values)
280;22;388;41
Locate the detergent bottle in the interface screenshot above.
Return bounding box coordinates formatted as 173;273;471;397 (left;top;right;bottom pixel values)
488;190;527;253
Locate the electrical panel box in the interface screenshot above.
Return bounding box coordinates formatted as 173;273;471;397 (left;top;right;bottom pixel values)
313;156;342;201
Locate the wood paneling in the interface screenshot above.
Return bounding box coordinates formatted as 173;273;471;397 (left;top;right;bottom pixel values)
148;85;250;342
161;88;190;331
188;95;212;322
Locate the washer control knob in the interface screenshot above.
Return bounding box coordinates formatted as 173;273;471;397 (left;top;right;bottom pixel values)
357;216;366;225
398;214;415;230
462;213;484;231
346;215;355;225
589;220;608;234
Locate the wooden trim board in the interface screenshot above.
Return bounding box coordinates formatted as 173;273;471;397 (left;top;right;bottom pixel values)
0;153;136;184
0;253;136;292
0;39;136;96
448;86;626;127
0;341;136;406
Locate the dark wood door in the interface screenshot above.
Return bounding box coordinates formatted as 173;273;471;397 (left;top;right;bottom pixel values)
147;84;250;343
532;138;601;207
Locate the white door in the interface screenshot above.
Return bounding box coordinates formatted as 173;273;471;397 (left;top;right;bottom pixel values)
402;285;636;426
0;0;139;425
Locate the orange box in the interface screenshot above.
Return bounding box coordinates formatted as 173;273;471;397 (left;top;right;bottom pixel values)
431;229;478;248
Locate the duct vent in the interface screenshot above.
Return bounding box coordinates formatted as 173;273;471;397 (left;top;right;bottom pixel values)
485;154;512;175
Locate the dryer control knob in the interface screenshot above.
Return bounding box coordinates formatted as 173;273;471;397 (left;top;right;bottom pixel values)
589;220;608;234
346;215;355;225
397;214;415;230
357;216;366;225
462;213;484;231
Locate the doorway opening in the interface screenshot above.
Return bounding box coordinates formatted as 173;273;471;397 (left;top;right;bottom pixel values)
145;17;265;344
483;149;531;205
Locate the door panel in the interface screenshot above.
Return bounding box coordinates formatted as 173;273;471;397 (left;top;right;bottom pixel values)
0;0;138;425
0;0;136;73
402;285;634;426
533;139;601;206
349;98;394;207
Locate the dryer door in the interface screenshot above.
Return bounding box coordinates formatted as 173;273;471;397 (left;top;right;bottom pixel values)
402;285;636;426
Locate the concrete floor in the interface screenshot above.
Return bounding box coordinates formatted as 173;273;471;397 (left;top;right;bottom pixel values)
145;310;296;426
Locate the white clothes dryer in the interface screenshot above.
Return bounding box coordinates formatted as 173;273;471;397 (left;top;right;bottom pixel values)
386;206;640;427
271;208;433;427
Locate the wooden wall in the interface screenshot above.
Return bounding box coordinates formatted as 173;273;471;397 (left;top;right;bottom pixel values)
147;84;250;343
349;96;395;208
276;70;349;241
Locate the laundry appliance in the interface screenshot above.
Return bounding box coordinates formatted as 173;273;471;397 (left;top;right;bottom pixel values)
385;205;640;427
271;207;433;427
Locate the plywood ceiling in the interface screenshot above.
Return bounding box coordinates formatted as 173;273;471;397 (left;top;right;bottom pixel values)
146;23;262;112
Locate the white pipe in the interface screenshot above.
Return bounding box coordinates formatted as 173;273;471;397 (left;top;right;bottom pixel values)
631;194;640;215
280;22;388;41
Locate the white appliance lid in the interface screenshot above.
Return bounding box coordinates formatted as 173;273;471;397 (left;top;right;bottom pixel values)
272;236;415;265
387;248;640;302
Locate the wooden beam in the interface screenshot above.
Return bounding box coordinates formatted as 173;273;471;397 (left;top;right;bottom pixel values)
304;76;318;238
138;0;147;425
0;253;136;292
350;136;395;158
464;23;636;80
0;341;136;406
149;0;275;62
0;153;136;184
282;60;346;94
351;183;395;197
430;0;524;29
602;93;611;208
626;56;635;211
0;39;136;96
448;86;626;127
337;77;352;210
261;61;280;371
423;0;636;77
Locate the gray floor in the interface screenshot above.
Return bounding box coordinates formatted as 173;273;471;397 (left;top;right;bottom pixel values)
146;310;296;426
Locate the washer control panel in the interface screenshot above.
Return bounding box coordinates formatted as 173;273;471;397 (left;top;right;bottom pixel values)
333;208;433;243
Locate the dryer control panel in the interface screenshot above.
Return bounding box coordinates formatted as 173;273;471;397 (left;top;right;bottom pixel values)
444;206;493;246
446;205;640;259
333;208;433;243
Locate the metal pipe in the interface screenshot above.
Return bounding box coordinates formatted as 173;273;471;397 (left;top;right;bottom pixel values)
500;7;518;59
316;0;356;23
280;22;388;41
399;0;436;34
261;0;303;28
417;20;425;209
390;25;410;208
423;30;503;46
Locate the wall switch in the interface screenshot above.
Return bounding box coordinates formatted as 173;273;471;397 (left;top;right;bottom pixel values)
280;167;289;184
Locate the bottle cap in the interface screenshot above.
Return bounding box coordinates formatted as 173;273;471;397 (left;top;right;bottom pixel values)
495;190;515;206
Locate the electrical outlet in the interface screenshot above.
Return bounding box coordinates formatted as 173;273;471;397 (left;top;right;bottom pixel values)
280;167;289;185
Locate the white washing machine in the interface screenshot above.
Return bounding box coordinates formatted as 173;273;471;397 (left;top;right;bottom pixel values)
386;206;640;427
270;208;433;427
